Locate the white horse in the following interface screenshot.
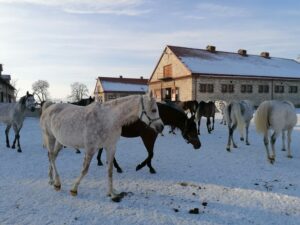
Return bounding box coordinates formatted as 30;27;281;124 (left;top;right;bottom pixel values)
254;100;297;164
225;100;254;151
40;93;164;202
0;92;36;152
215;100;227;125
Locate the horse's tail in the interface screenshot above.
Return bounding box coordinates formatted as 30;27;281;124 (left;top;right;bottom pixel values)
41;101;54;116
228;101;245;134
254;101;271;134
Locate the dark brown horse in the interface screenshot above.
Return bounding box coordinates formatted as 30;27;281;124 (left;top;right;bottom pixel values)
195;101;216;135
97;102;201;174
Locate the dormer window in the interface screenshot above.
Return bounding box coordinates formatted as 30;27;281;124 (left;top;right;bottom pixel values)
163;64;172;78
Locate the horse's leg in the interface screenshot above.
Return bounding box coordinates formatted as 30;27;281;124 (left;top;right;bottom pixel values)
270;131;278;163
136;132;157;174
12;124;22;152
105;145;123;202
226;123;237;151
281;130;286;151
5;125;11;148
197;116;201;135
70;150;94;196
96;148;104;166
245;122;250;145
52;142;63;190
287;129;293;158
212;115;215;131
206;117;211;133
263;132;273;164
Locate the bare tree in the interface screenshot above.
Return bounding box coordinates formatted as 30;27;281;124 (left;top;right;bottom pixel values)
32;80;50;104
11;79;20;100
69;82;89;102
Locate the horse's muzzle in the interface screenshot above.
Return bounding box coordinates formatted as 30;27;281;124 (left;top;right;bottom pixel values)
155;124;164;134
193;141;201;149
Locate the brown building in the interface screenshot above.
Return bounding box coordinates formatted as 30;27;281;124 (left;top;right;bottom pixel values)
94;76;148;102
149;45;300;106
0;64;15;102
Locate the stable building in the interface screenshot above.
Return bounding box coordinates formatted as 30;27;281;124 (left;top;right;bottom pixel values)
148;45;300;106
0;64;15;102
94;76;148;102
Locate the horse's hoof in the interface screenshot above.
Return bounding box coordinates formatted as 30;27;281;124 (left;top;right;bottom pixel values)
226;148;231;152
6;145;10;148
149;168;156;174
70;190;78;196
17;149;22;153
54;184;61;191
111;196;122;202
287;155;293;159
240;137;244;141
268;158;275;164
97;162;103;166
76;149;81;154
282;148;286;152
233;145;238;148
117;168;123;173
49;180;54;185
11;146;15;149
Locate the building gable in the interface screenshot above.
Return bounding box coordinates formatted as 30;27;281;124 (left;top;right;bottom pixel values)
149;46;192;83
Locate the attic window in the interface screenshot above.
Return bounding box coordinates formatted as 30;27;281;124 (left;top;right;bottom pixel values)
163;64;172;78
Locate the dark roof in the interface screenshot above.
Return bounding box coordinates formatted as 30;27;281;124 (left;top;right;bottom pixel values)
167;45;300;79
0;75;15;90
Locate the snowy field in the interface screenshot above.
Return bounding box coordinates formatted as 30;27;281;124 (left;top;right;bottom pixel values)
1;112;300;225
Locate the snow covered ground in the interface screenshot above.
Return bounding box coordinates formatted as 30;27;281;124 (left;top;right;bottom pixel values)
1;112;300;225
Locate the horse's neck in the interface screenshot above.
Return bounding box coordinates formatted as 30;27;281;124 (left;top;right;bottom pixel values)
104;96;140;127
161;109;186;131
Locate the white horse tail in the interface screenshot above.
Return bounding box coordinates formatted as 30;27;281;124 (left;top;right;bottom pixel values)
232;102;245;135
41;101;54;115
254;101;271;134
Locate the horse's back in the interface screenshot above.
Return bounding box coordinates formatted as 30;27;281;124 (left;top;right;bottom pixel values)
270;100;297;130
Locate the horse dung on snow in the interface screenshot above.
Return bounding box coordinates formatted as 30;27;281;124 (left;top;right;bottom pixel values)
40;93;164;202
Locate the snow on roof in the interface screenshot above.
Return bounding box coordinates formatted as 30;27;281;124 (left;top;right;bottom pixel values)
101;80;148;92
168;46;300;79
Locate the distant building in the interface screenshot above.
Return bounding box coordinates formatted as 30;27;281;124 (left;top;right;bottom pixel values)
0;64;15;102
94;76;148;102
149;45;300;106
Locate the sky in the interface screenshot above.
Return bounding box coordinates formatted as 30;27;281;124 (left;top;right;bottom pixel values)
0;0;299;100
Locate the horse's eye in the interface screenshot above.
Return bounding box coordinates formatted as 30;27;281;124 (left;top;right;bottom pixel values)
152;109;157;113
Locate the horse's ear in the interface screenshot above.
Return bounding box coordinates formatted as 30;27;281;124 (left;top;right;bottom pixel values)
26;91;29;96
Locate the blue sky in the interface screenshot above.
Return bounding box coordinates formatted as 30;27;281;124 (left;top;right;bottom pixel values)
0;0;299;100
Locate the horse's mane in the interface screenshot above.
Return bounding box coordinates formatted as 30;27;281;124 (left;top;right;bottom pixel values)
103;95;141;107
161;101;186;115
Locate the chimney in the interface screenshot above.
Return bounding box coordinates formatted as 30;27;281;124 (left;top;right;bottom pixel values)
140;76;143;79
119;75;123;78
238;49;247;56
0;64;2;75
206;45;216;53
260;52;270;58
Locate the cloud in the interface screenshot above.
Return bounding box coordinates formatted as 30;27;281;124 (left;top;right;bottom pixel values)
196;3;250;18
0;0;148;16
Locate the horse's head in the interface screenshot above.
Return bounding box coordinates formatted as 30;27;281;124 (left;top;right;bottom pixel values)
182;115;201;149
21;91;36;112
139;92;164;134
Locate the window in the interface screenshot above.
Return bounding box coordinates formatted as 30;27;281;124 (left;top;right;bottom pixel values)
199;84;214;93
258;85;269;93
241;85;252;93
275;85;284;93
199;84;206;93
289;86;298;93
163;64;172;78
221;84;234;93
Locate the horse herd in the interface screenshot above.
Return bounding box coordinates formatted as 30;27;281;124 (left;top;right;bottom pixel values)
0;92;298;202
